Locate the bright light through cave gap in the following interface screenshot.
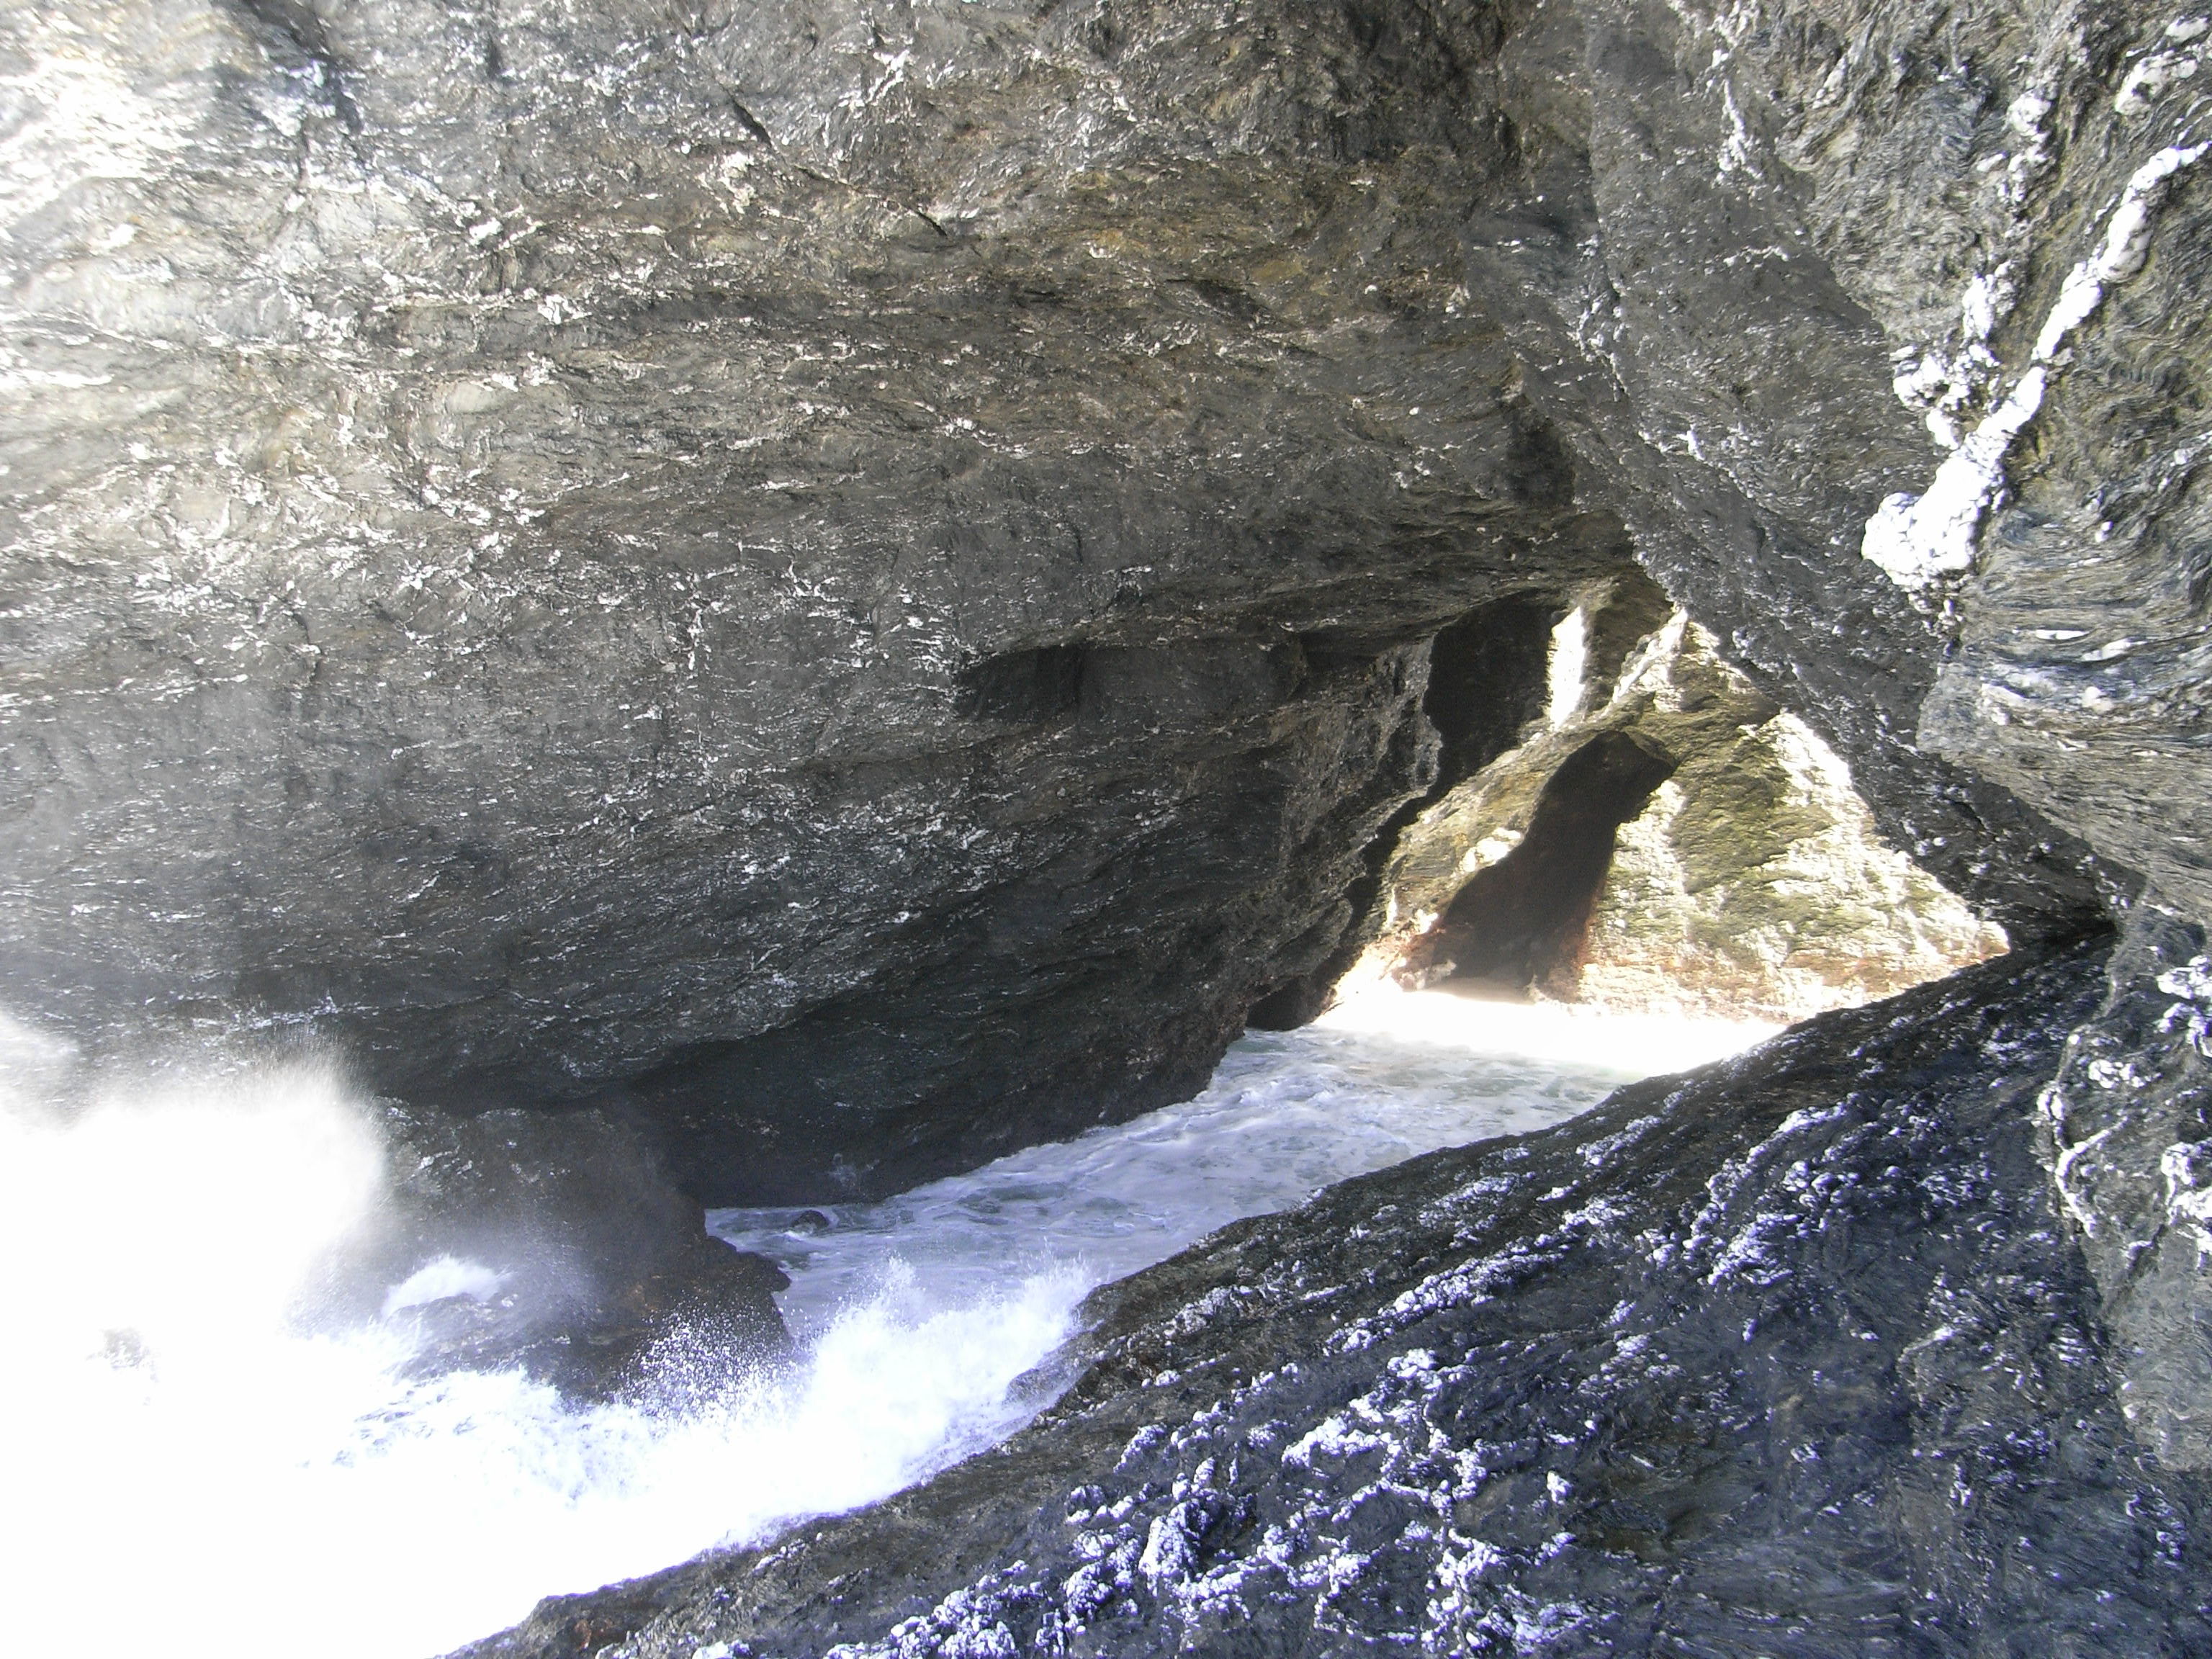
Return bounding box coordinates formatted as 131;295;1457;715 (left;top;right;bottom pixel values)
1545;603;1590;727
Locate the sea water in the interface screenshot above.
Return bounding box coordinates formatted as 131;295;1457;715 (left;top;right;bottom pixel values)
0;992;1772;1658
707;997;1766;1340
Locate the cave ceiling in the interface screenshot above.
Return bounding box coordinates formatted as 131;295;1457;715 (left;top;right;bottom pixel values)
6;0;2206;1195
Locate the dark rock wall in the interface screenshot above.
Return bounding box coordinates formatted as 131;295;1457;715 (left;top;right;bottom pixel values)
618;635;1442;1200
4;0;1632;1200
2041;903;2212;1470
3;0;2203;1204
1421;593;1568;793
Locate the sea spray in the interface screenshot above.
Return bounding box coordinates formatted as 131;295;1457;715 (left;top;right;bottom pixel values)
0;1047;1092;1659
0;992;1770;1658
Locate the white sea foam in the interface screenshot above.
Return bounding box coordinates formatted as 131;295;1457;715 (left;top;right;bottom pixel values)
711;993;1681;1339
0;995;1764;1658
381;1253;509;1316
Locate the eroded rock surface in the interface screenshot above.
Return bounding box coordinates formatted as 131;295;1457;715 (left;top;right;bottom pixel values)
462;941;2212;1658
6;0;2157;1205
1337;591;2004;1020
11;1;2212;1630
2042;900;2212;1470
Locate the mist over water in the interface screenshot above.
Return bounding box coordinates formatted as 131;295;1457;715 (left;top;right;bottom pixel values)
0;993;1773;1658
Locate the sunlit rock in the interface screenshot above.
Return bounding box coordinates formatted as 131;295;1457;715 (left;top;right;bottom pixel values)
1340;596;2006;1021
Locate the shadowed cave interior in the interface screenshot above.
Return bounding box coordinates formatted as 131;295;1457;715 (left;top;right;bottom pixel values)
9;0;2212;1652
1424;728;1679;1000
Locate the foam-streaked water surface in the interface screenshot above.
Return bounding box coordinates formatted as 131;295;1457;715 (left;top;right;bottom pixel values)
709;991;1773;1339
0;992;1773;1659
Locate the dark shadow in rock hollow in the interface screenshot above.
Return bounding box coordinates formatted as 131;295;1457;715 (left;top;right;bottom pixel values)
1434;728;1676;999
1247;594;1566;1030
954;644;1088;725
1422;595;1565;796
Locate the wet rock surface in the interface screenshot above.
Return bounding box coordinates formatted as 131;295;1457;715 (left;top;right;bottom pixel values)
10;0;2182;1204
1;0;1612;1203
331;1105;791;1398
2041;900;2212;1470
462;940;2212;1657
10;1;2212;1640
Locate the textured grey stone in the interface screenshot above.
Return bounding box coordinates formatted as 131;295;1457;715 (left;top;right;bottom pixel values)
459;943;2212;1658
6;0;2159;1208
3;0;1629;1200
2042;900;2212;1469
9;0;2212;1641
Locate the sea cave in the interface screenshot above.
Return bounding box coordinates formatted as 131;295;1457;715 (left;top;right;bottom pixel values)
4;1;2211;1654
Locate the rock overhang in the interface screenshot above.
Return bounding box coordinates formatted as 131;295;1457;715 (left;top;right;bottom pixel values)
3;0;2200;1198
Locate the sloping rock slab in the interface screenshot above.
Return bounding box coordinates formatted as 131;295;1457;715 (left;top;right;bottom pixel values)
460;940;2210;1658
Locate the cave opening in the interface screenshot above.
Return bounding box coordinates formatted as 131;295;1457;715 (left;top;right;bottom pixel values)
1306;575;2002;1025
1422;595;1565;793
1424;728;1677;999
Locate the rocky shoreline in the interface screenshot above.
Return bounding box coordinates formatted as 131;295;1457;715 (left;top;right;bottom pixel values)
460;938;2212;1657
8;0;2212;1647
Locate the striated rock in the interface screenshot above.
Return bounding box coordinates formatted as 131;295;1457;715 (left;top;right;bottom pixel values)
4;0;2149;1207
460;941;2212;1657
1579;700;2009;1021
7;0;2212;1632
1753;6;2212;923
2041;899;2212;1470
1339;588;2005;1021
0;0;1634;1200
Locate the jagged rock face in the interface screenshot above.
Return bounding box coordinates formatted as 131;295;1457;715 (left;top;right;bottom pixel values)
2041;901;2212;1470
459;943;2212;1659
1581;701;2009;1020
1725;5;2212;923
4;0;1636;1202
1339;592;2005;1020
5;0;2161;1207
1503;0;2208;930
